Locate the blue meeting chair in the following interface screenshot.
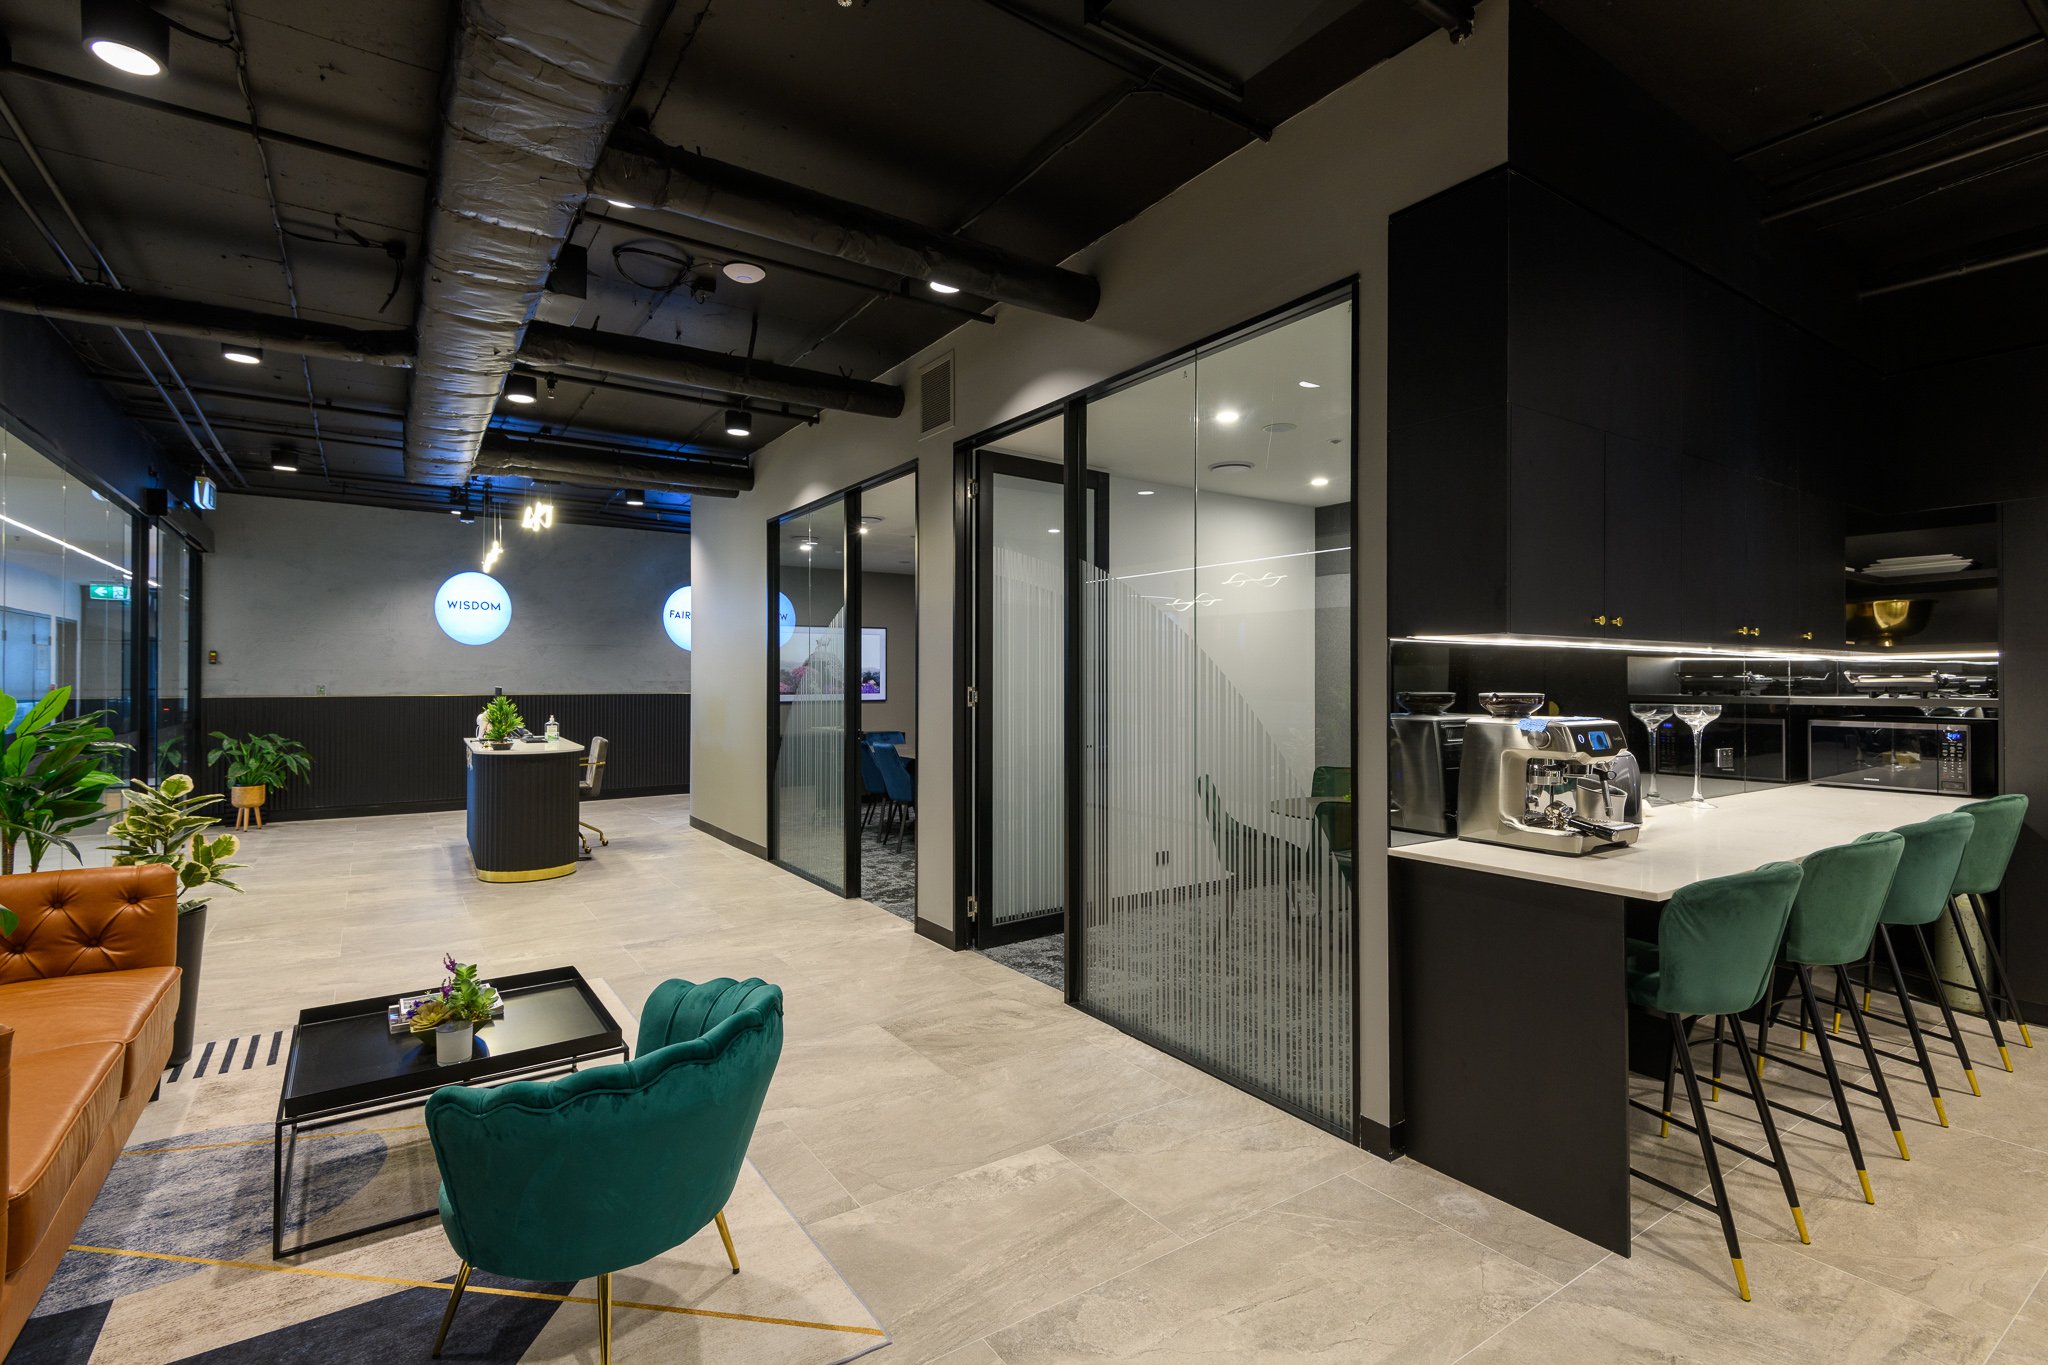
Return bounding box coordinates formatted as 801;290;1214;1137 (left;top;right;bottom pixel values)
870;743;916;850
862;730;907;749
858;743;888;828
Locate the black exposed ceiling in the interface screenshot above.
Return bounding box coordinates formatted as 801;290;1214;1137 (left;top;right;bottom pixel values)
0;0;1439;527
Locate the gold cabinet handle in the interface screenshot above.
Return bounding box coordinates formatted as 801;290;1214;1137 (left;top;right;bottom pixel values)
1592;614;1609;627
1612;616;1624;629
1801;631;1814;642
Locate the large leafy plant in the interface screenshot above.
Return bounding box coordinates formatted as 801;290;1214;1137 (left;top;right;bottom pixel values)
0;686;129;876
481;695;525;743
102;774;244;915
207;731;312;790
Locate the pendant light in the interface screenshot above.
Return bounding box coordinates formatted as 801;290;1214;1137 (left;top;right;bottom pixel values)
82;0;170;76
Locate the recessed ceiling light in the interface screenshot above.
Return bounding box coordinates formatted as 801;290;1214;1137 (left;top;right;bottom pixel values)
221;341;262;365
271;460;298;473
724;408;753;438
1208;460;1253;473
857;526;868;535
1214;408;1241;424
605;198;634;209
1047;527;1060;535
1310;476;1330;488
83;0;168;76
928;280;960;294
1262;421;1296;434
624;489;645;506
799;539;816;552
722;261;766;284
503;374;538;404
1298;380;1321;389
1136;489;1155;496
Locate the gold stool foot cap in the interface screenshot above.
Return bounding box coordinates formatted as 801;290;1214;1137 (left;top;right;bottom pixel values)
1792;1206;1811;1245
1933;1096;1950;1127
1894;1129;1911;1161
1660;1111;1670;1139
1967;1069;1983;1097
2022;1023;2034;1048
1858;1169;1875;1205
1732;1257;1752;1302
2001;1045;2015;1073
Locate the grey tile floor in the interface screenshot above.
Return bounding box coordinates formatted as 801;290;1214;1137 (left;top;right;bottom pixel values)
167;795;2048;1362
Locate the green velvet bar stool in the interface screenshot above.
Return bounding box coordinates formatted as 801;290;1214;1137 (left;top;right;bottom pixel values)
1754;833;1906;1206
1838;812;1980;1123
1950;795;2032;1070
1627;861;1806;1302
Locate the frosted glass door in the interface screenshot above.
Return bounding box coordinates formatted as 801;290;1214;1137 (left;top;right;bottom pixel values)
773;504;849;892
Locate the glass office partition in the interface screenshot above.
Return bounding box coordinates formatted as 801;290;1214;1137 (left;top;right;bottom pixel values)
772;500;852;892
153;529;195;778
1077;293;1356;1131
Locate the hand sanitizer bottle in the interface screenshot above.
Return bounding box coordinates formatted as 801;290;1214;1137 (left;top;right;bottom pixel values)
544;715;560;743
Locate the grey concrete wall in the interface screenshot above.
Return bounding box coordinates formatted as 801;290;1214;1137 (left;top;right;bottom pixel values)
204;495;691;696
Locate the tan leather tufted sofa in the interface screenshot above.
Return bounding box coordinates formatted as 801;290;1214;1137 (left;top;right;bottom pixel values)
0;863;179;1354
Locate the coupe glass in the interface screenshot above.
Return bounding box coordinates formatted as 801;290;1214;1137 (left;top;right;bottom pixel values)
1629;703;1674;805
1673;703;1724;807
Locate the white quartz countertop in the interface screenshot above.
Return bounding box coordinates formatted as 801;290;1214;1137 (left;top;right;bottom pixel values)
464;737;586;757
1387;784;1974;901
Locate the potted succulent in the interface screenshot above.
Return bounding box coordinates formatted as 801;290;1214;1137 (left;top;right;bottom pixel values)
480;695;524;750
102;774;245;1066
0;686;129;876
406;955;501;1064
205;731;311;829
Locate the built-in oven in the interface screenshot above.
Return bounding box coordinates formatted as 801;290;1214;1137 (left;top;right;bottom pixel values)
1808;718;1999;796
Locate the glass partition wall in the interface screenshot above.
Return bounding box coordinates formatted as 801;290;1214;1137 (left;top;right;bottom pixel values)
771;498;853;892
1074;291;1357;1132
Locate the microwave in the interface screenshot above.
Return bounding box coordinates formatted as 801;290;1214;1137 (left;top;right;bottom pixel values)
1808;718;1997;797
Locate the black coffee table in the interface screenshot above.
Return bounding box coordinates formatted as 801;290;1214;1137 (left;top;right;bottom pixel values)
272;965;628;1258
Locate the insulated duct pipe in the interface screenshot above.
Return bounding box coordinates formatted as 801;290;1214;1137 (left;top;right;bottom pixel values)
474;435;751;496
596;126;1101;321
520;322;904;418
0;275;413;365
404;0;675;484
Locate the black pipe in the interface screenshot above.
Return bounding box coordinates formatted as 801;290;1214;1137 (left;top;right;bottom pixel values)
0;275;414;365
474;436;752;495
520;321;904;419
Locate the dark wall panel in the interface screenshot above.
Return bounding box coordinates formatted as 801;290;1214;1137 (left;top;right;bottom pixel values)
2001;499;2048;1013
197;693;688;820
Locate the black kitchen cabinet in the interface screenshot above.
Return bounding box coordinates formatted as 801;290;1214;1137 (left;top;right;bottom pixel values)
1603;434;1683;640
1507;408;1606;637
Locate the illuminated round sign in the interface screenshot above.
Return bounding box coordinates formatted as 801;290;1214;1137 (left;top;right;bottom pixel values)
664;585;692;650
777;592;796;647
433;571;511;646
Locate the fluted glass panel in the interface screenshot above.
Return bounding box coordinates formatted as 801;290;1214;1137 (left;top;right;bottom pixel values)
990;510;1065;921
774;506;847;891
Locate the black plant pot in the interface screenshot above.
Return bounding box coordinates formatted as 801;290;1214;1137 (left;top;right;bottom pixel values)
170;903;207;1068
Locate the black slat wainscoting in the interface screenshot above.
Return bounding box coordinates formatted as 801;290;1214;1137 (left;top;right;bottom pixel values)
196;694;689;820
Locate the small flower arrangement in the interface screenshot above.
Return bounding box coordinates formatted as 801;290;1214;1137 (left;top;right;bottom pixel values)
405;954;500;1033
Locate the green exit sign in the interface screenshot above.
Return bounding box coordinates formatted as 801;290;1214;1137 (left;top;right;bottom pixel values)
88;583;128;602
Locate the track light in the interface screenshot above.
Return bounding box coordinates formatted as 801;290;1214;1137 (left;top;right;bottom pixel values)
504;374;538;404
724;408;752;438
221;341;262;365
624;489;645;507
82;0;170;77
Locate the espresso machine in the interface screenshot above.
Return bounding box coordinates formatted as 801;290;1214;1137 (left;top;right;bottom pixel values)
1389;691;1479;836
1457;693;1643;856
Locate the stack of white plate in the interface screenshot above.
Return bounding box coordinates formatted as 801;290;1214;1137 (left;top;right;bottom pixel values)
1860;554;1974;578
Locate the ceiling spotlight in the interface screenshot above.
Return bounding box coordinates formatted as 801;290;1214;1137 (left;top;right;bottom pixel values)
799;539;817;553
1214;408;1241;424
722;261;767;284
83;0;170;77
270;458;298;473
857;525;869;536
927;280;961;294
447;507;462;516
1136;489;1155;496
1298;380;1321;389
504;374;538;404
724;408;753;438
1047;527;1061;535
1310;476;1331;488
624;489;645;506
605;197;634;209
221;341;262;365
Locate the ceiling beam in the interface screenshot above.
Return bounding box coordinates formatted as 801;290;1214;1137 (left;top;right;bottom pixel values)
520;322;904;419
1394;0;1474;44
1765;117;2048;223
596;127;1101;321
474;435;750;496
0;275;415;365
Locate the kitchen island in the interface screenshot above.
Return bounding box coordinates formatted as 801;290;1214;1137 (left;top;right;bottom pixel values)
1388;784;1971;1255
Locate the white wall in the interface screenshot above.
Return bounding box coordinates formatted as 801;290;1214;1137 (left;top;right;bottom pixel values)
690;6;1510;1129
205;496;692;696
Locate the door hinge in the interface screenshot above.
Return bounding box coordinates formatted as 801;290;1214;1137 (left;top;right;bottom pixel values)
967;685;980;707
967;895;979;921
967;478;978;498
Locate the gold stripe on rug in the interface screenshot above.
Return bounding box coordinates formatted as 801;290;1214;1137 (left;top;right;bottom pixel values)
123;1124;429;1155
67;1245;887;1338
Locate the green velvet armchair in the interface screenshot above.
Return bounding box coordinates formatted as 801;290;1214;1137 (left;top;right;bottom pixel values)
424;977;784;1362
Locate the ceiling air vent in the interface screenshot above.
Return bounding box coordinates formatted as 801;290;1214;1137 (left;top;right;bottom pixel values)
917;353;955;439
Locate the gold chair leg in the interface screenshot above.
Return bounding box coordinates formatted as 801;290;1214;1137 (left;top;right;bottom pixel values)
598;1272;613;1365
432;1261;472;1358
715;1209;740;1273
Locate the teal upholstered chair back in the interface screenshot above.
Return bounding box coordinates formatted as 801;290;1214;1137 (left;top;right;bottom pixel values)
1953;794;2029;896
1879;813;1976;928
1650;863;1804;1017
426;978;783;1284
1783;833;1904;967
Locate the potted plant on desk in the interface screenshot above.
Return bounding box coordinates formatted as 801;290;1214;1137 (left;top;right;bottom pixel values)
406;955;501;1064
102;774;245;1066
206;731;312;830
480;695;524;750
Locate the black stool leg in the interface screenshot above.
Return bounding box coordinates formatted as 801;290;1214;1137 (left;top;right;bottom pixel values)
1913;923;1982;1097
1879;925;1947;1127
1669;1012;1751;1301
1796;965;1875;1204
1725;1011;1809;1244
1945;897;2013;1071
1965;893;2031;1050
1710;1014;1725;1103
1837;963;1910;1161
1660;1023;1679;1137
1755;967;1794;1074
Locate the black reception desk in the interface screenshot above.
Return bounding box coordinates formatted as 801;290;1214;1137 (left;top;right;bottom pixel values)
465;738;584;882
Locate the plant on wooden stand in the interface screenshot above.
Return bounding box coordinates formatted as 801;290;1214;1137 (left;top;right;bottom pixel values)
206;730;312;830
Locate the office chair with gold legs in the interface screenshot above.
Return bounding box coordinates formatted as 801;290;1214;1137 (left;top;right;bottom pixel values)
579;736;610;855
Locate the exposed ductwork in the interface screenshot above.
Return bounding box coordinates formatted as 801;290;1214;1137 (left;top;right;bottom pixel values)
474;434;751;497
520;322;904;418
404;0;676;484
0;275;413;365
596;126;1102;321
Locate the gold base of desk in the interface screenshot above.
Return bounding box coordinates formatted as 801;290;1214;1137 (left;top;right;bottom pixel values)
474;862;577;884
